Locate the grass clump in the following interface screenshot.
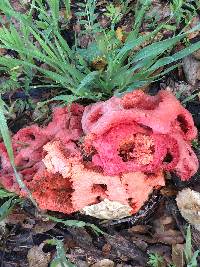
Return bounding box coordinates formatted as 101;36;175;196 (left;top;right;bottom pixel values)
0;0;199;104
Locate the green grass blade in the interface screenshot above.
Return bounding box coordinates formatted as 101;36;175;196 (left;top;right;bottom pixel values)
0;197;15;221
132;38;179;62
76;71;99;95
184;225;192;263
43;94;80;104
55;32;73;59
131;0;151;38
116;24;164;62
187;250;200;267
0;188;16;199
48;0;59;27
0;99;15;166
48;239;76;267
63;0;71;19
147;41;200;73
30;29;58;60
0;0;31;26
48;215;105;235
0;55;76;89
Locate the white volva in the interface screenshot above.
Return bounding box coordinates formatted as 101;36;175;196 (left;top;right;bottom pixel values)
176;188;200;231
81;198;132;220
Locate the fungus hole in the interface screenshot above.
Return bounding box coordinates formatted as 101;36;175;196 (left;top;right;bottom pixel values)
144;172;154;178
42;243;56;253
177;115;188;133
28;134;36;140
119;142;135;162
92;184;107;194
122;97;160;110
23;158;30;163
150;145;155;153
137;124;153;132
163;152;173;163
128;198;133;205
89;108;103;123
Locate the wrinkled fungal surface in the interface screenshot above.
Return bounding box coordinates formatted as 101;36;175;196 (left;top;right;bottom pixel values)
0;90;198;218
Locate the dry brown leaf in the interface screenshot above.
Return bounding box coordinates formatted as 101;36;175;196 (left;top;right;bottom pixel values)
131;233;156;244
0;48;6;55
186;17;200;40
146;0;170;21
116;27;126;42
172;244;184;267
193;49;200;61
153;229;184;245
102;243;112;256
91;259;115;267
5;208;33;226
27;244;51;267
32;220;56;234
10;0;30;12
183;56;200;85
128;225;151;234
152;214;184;245
160;185;178;197
165;81;196;98
91;57;107;71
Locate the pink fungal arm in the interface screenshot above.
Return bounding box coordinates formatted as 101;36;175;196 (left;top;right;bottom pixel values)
82;89;197;140
0;104;84;193
26;168;75;214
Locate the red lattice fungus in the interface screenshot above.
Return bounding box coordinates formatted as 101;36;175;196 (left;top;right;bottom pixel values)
0;90;198;216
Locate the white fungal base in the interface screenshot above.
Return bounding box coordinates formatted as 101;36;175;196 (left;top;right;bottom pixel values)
81;198;132;220
176;188;200;231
